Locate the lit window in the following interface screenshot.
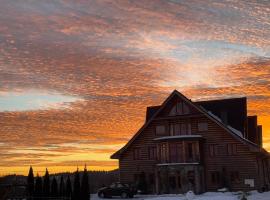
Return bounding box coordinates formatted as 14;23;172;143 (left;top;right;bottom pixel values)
156;125;166;135
198;122;208;131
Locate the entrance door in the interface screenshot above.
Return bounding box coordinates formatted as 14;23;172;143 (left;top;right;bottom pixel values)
169;176;177;193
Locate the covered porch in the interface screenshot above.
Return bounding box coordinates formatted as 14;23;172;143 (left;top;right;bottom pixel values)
155;164;205;194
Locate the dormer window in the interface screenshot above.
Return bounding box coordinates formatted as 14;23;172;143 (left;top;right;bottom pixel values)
169;101;190;116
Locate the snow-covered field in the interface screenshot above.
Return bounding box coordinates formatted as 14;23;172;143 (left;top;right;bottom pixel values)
91;191;270;200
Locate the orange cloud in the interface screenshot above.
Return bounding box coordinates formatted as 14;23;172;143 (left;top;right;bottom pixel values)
0;0;269;175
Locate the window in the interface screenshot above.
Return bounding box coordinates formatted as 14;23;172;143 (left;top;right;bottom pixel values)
183;103;190;114
169;143;183;163
198;122;208;131
148;146;157;160
187;143;193;160
169;101;190;116
211;171;220;185
185;142;199;162
230;171;240;183
209;144;218;157
227;144;237;155
170;123;191;136
169;143;177;162
156;125;166;135
133;148;141;160
160;143;168;163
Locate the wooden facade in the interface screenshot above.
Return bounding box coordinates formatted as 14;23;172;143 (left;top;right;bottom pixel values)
111;90;270;194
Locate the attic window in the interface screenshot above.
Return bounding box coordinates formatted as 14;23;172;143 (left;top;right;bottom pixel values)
169;101;190;116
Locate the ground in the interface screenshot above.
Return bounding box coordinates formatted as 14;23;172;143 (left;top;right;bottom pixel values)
91;191;270;200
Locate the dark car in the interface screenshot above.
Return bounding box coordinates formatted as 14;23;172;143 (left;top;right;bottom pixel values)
98;182;136;198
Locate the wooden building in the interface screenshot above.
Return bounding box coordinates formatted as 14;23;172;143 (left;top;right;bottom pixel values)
111;90;270;194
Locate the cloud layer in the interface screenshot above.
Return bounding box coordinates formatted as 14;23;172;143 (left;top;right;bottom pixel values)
0;0;269;175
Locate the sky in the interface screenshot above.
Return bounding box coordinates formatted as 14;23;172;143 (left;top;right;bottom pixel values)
0;0;269;176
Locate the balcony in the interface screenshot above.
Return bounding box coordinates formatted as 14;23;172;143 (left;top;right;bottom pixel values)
156;140;202;165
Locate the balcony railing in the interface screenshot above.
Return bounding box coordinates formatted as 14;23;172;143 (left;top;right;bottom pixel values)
158;154;200;165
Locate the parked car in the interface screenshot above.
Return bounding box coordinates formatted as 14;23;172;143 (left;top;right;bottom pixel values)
98;182;136;198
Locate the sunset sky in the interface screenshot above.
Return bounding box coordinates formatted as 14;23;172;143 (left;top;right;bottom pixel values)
0;0;269;175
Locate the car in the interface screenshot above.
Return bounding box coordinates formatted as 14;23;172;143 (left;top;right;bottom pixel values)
98;182;136;198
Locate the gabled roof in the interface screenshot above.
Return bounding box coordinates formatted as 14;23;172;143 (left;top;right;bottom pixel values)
195;97;247;134
111;90;262;159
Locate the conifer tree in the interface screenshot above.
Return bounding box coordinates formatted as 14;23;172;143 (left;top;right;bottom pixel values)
66;175;72;199
59;175;65;197
72;168;81;200
81;165;90;200
51;177;58;197
34;174;43;199
43;168;50;197
27;166;34;199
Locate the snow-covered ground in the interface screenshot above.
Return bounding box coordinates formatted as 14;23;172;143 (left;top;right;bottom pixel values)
91;191;270;200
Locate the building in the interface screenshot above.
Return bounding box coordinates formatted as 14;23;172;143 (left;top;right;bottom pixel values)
111;90;270;194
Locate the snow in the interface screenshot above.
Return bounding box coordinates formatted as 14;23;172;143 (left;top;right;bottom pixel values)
91;191;270;200
154;135;202;141
227;125;243;137
207;111;222;122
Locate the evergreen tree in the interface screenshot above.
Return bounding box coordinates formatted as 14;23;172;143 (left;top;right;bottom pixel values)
59;175;65;197
43;168;50;197
66;175;72;199
27;166;34;199
51;177;58;197
72;168;81;200
81;165;90;200
34;174;43;199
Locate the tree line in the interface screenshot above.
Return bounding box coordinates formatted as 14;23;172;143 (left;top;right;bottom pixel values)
27;166;90;200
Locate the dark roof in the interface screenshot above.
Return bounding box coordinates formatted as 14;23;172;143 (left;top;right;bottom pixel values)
146;106;161;122
195;97;247;134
